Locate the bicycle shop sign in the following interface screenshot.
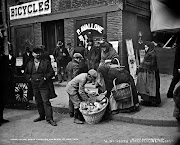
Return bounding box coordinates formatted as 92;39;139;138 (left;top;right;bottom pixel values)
9;0;51;20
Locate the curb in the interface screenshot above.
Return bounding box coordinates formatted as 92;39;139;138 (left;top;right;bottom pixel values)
52;106;179;127
111;114;179;127
6;102;178;127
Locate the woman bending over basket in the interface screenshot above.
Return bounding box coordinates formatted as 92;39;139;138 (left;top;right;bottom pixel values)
65;69;98;124
96;64;140;119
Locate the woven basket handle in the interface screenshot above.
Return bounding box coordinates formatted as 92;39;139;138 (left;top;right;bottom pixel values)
113;78;117;91
113;58;120;66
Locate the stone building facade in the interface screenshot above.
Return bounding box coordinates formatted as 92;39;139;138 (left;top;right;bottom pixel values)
6;0;150;68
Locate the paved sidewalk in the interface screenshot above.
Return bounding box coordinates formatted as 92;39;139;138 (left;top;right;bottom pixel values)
29;74;179;127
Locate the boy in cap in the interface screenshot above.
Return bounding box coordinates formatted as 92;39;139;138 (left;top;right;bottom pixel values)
25;47;57;126
65;69;98;124
66;53;83;81
66;53;83;117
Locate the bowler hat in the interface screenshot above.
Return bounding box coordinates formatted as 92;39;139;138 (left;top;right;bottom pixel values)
73;53;83;58
32;47;42;54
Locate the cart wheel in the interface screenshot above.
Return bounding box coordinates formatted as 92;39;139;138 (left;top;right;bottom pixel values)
15;83;28;102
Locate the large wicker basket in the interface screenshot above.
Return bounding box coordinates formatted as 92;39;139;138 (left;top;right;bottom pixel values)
79;98;108;124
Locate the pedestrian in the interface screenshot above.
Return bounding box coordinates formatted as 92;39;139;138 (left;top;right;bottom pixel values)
86;39;101;70
22;46;34;101
22;46;33;70
96;63;140;119
167;42;180;98
66;53;83;117
65;69;98;124
25;47;57;126
53;40;70;83
99;41;119;66
0;49;10;126
74;41;88;73
136;41;161;107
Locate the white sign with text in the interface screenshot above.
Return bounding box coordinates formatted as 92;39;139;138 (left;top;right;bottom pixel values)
9;0;51;20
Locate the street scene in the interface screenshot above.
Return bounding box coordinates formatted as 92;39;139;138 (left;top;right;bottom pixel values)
1;0;180;145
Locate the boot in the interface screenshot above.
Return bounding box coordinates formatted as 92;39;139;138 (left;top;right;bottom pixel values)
78;111;85;122
74;109;84;124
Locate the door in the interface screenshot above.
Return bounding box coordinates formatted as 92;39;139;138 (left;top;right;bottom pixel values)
42;20;64;54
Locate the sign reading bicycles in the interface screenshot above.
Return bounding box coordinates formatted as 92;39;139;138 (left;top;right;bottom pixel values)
9;0;51;20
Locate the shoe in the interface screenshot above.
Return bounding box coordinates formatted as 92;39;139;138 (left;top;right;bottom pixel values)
69;113;74;118
47;120;57;126
33;117;45;122
134;105;140;112
74;118;84;124
1;119;9;124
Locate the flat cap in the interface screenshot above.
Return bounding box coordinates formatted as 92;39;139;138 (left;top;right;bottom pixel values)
88;69;98;78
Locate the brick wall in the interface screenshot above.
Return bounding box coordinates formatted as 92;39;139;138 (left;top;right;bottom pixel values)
51;0;121;13
64;18;74;47
107;10;123;63
10;0;121;12
33;23;42;47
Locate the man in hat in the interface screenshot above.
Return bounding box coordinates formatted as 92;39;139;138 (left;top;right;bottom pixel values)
25;47;57;126
65;69;98;124
53;40;70;83
66;53;83;117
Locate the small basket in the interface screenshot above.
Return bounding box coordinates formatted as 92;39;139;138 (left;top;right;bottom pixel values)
111;78;132;102
79;98;108;124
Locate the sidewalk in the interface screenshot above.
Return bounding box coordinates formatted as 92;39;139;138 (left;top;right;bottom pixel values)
33;74;179;127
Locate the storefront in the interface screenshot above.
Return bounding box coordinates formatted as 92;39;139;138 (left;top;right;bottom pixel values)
8;0;151;68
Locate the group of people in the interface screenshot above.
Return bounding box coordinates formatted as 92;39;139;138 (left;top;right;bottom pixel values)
65;37;138;124
64;39;179;127
1;36;180;128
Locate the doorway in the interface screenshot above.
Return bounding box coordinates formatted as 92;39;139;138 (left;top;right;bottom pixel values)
42;20;64;54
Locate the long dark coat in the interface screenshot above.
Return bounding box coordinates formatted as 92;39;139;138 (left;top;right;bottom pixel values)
25;59;57;99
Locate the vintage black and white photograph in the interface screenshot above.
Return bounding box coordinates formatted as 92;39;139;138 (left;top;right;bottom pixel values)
0;0;180;145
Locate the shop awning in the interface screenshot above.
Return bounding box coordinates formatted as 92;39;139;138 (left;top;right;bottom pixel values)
150;0;180;33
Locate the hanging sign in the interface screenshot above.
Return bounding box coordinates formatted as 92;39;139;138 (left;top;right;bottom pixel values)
109;41;119;53
16;57;23;66
125;39;137;82
9;0;51;20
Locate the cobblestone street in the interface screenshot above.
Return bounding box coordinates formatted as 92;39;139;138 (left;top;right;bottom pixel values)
0;109;179;145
